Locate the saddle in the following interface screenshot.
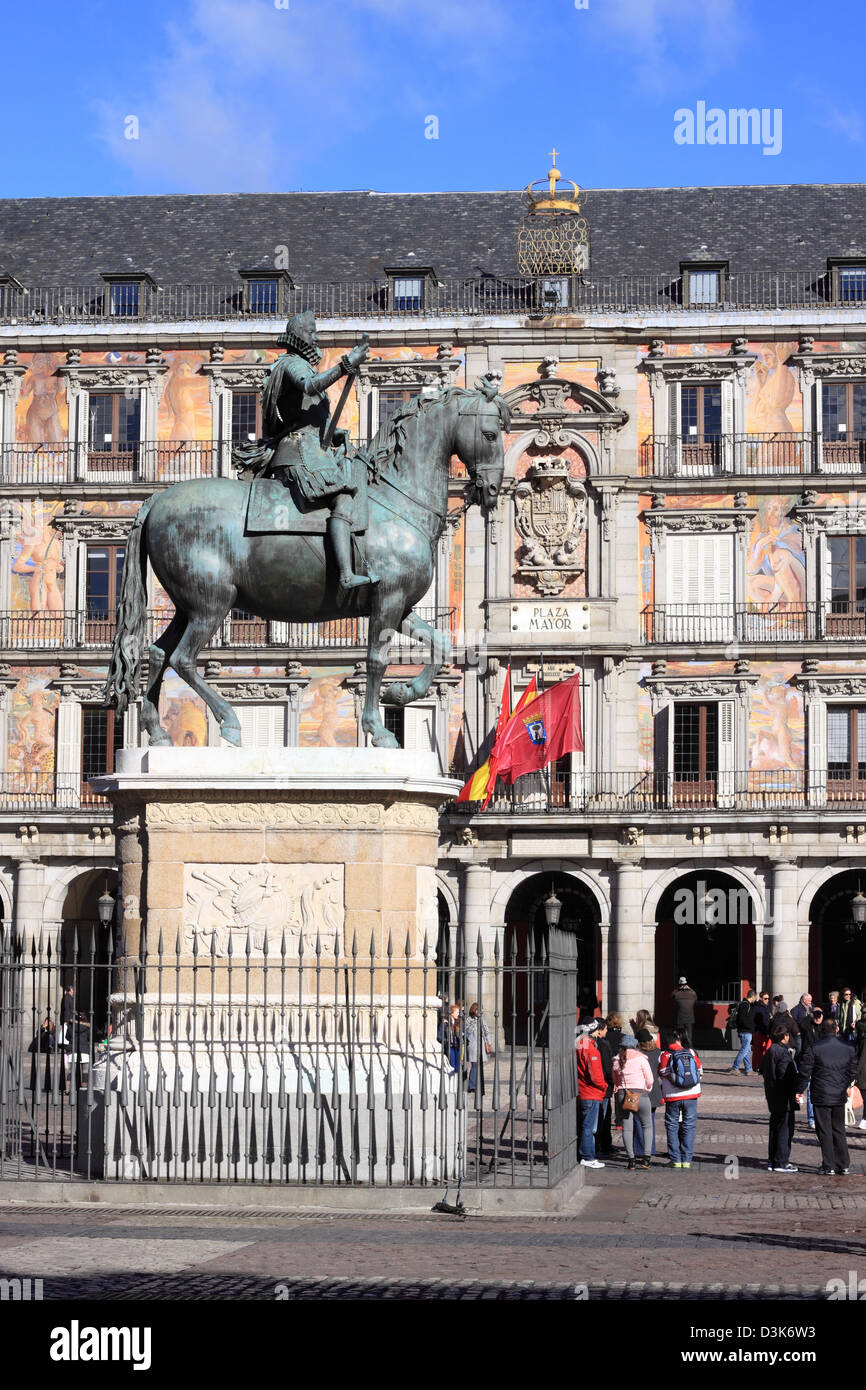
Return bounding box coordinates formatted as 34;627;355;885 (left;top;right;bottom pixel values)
245;453;368;536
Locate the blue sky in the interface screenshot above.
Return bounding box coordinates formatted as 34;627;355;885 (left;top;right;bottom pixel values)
4;0;864;198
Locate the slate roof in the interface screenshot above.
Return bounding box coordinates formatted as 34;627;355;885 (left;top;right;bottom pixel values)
0;184;864;285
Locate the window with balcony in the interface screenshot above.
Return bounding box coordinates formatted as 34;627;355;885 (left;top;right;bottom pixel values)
231;391;262;444
826;535;866;636
827;706;866;800
85;545;125;643
81;706;123;802
377;387;417;431
679;383;722;471
664;533;734;641
664;699;734;806
383;707;405;747
88;393;140;473
822;382;866;470
228;607;267;645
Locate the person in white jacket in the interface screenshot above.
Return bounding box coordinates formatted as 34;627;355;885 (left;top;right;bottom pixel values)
612;1032;655;1171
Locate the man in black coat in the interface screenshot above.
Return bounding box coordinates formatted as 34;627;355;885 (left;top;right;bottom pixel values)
797;1019;857;1174
764;1023;799;1172
671;978;697;1045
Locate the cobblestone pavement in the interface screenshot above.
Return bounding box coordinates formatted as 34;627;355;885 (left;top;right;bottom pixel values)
1;1062;865;1299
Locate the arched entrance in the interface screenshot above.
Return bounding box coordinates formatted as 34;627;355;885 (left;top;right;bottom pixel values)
503;871;600;1042
808;870;866;1002
59;869;118;1036
655;870;756;1047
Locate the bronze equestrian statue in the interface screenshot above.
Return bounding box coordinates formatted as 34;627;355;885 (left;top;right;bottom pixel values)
237;310;373;605
104;321;507;750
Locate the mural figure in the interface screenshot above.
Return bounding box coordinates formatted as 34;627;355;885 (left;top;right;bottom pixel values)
747;499;805;608
748;345;798;432
12;508;64;615
17;354;65;444
751;678;804;771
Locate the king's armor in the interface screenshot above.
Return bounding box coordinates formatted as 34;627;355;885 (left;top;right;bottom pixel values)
240;310;373;603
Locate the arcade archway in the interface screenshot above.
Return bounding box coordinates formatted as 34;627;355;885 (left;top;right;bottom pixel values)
58;868;118;1033
808;870;866;1003
503;871;600;1042
655;869;756;1047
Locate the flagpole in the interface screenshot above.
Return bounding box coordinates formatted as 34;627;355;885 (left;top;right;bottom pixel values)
539;652;552;810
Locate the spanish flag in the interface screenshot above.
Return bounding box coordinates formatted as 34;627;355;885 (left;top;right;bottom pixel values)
456;671;538;807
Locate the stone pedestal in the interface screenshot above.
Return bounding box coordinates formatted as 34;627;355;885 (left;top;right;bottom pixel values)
82;748;461;1184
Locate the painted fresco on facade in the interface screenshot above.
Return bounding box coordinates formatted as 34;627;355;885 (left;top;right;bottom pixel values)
746;343;801;432
502;361;599;396
158;351;212;441
158;672;208;747
15;353;68;443
7;670;58;783
749;664;804;774
11;499;64;615
299;668;356;747
747;495;806;607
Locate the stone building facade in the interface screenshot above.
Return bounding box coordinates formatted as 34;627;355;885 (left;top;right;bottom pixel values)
2;168;866;1042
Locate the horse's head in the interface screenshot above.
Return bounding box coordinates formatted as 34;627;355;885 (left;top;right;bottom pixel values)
453;378;509;515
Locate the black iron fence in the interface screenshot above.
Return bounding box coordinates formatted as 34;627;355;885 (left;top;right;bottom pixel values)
0;922;576;1189
640;603;866;643
1;272;864;325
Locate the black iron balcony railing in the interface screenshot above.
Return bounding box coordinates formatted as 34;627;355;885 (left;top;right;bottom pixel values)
641;602;866;643
0;772;110;811
0;441;219;486
1;271;864;326
639;432;866;477
449;769;866;814
0;607;456;653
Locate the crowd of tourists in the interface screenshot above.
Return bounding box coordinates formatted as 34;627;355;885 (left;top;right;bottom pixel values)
576;976;866;1176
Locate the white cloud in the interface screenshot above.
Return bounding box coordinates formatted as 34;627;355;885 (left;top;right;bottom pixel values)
94;0;515;192
821;103;865;144
584;0;751;97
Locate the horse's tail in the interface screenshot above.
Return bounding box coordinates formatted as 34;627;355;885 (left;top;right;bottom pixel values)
103;493;156;715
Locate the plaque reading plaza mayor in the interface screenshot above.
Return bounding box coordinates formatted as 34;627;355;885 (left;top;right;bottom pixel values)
510;602;591;634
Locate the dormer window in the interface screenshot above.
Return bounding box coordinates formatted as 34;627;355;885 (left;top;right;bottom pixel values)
540;276;569;310
100;272;155;318
0;273;22;318
680;256;728;308
385;266;435;313
239;268;293;315
839;266;866;303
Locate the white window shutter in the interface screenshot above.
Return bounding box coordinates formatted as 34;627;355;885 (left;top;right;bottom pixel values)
821;535;833;635
237;703;287;748
717;699;735;805
667;382;681;473
809;700;827;806
403;705;435;754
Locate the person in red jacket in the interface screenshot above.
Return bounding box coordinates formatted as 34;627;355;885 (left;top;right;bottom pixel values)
576;1023;608;1168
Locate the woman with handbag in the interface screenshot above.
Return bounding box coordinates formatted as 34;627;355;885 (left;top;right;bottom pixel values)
612;1032;655;1171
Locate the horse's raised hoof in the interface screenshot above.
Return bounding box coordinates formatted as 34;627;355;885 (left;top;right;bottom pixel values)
145;730;172;747
220;722;242;747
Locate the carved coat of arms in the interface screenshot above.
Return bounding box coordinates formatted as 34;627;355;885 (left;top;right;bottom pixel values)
514;457;587;596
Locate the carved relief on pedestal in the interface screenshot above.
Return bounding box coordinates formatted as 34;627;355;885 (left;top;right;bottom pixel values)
182;862;344;958
513;456;587;597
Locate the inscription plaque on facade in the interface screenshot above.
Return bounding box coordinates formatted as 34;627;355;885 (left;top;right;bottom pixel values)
510;602;590;634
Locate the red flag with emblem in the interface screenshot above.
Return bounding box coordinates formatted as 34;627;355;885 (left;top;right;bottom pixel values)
491;672;583;785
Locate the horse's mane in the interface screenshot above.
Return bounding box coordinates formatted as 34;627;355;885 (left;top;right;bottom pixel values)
365;384;510;478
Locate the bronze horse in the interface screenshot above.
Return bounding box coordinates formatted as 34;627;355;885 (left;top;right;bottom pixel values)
105;382;507;748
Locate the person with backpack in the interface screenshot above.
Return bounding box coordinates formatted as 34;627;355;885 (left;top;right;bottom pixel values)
763;1022;799;1173
659;1027;703;1169
730;989;757;1075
